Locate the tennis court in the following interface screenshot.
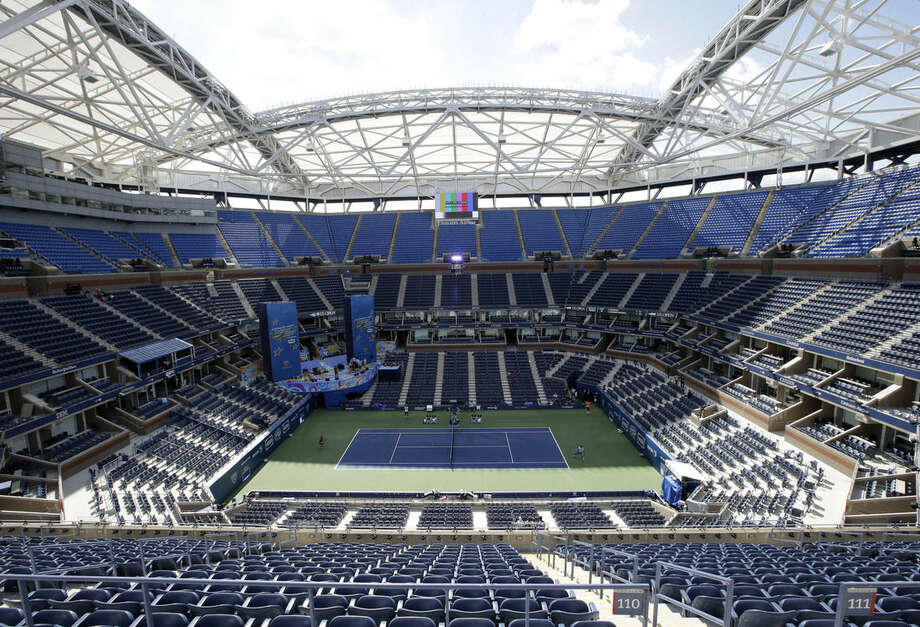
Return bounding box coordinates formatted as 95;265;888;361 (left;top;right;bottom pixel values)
336;427;569;469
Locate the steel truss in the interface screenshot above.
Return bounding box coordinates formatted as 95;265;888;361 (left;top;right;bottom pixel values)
0;0;917;203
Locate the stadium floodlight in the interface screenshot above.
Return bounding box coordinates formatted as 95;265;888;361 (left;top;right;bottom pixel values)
450;254;464;263
819;39;841;57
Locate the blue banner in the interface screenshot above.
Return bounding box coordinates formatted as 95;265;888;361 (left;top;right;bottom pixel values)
258;301;300;381
208;395;315;504
344;294;376;363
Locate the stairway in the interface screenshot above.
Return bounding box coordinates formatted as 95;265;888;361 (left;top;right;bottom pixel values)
546;354;568;378
386;214;401;261
343;214;363;261
552;209;573;257
512;210;527;259
470;274;479;307
475;223;483;260
506;273;517;306
433;352;445;405
681;196;718;254
467;352;477;405
627;200;669;257
53;228;118;270
690;275;756;316
617;273;645;309
398;353;416;406
360;379;377;407
0;327;55;367
581;273;606;306
495;352;513;404
599;361;623;387
213;226;239;266
109;232;151;263
741;190;775;255
753;282;835;330
231;281;257;318
661;273;686;311
271;279;289;301
700;272;715;288
802;285;896;342
586;204;626;256
133;289;200;329
528;351;548;404
291;214;331;262
772;175;877;249
305;277;334;310
433;274;442;308
809;179;920;253
250;211;290;266
396;275;408;308
95;295;165;339
541;273;555;306
162;233;182;267
33;300;118;352
872;315;920;355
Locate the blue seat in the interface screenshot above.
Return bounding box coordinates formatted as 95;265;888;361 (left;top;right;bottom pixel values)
32;609;79;627
450;597;495;618
548;599;598;627
305;594;348;621
388;618;435;627
153;591;201;614
73;609;135;627
241;593;293;620
734;602;794;627
349;595;397;623
499;598;547;624
130;612;190;627
507;620;555;627
28;588;69;611
328;616;377;627
397;597;443;622
188;616;244;627
878;597;920;613
267;617;313;627
51;588;112;615
190;592;245;617
0;607;23;626
446;619;496;627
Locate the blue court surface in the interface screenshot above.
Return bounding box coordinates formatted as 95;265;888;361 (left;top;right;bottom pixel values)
336;427;569;469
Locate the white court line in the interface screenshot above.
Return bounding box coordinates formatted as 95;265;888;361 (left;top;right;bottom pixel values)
334;428;364;470
388;433;402;464
505;431;514;464
546;427;570;469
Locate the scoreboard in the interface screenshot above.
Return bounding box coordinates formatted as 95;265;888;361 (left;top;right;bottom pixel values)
435;192;477;219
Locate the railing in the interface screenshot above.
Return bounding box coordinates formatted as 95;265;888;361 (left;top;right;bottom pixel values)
3;573;651;627
832;581;920;627
652;561;734;627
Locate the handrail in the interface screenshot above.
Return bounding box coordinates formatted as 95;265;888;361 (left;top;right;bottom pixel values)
653;560;734;627
1;572;649;627
832;580;920;627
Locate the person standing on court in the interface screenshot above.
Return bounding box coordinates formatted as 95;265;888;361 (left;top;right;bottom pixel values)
585;399;591;413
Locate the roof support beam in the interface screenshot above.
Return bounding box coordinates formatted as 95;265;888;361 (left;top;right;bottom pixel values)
61;0;304;178
0;80;256;176
608;0;808;176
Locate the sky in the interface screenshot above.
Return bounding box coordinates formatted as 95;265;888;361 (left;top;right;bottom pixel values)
129;0;737;112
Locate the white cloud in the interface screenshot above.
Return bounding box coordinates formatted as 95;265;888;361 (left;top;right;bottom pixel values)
510;0;659;91
132;0;702;106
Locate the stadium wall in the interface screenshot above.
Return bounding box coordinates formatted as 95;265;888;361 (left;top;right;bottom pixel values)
207;394;317;504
